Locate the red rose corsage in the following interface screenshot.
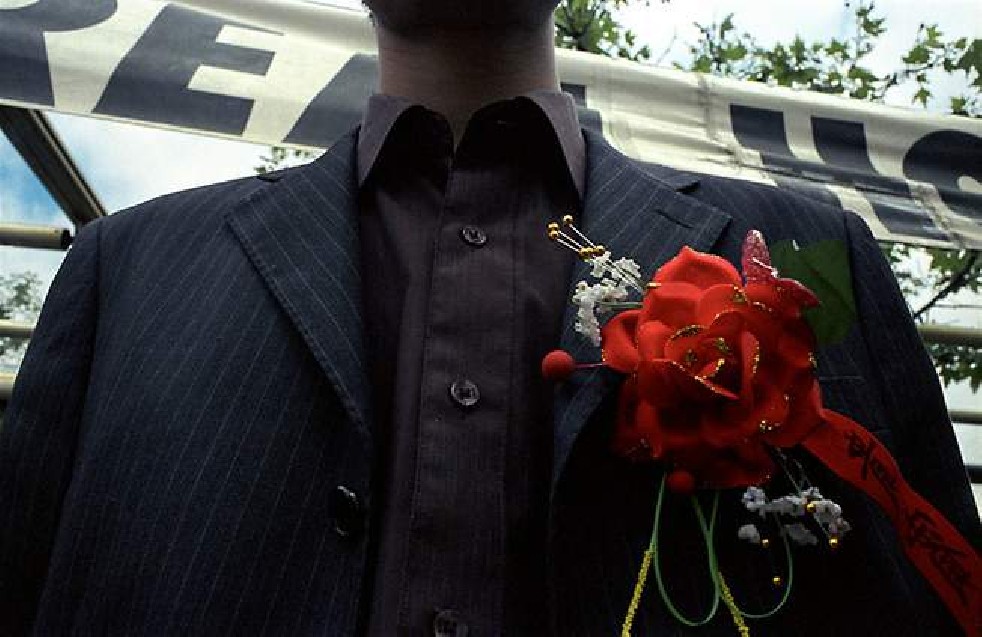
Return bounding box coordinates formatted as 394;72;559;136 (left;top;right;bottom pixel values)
543;217;980;636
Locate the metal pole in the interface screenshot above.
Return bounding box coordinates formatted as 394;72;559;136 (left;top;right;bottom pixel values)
0;107;106;225
0;372;14;401
950;409;982;426
917;324;982;348
0;320;34;339
0;223;72;251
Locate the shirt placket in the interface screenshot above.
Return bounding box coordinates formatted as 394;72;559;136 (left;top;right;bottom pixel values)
399;122;517;636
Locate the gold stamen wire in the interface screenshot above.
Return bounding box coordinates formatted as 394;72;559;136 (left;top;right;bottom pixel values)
546;215;645;292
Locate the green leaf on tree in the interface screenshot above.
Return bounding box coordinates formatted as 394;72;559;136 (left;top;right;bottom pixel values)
770;240;857;345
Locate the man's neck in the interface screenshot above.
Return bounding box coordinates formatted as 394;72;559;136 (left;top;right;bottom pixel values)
374;21;560;143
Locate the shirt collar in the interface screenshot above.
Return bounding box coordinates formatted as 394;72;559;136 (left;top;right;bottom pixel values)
356;91;586;199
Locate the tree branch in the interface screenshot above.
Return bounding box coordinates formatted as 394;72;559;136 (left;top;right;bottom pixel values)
913;251;980;320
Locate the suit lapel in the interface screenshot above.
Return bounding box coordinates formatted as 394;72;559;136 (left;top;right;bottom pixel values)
224;131;371;434
551;130;733;488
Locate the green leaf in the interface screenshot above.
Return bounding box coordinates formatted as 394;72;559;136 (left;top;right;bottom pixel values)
950;95;969;115
770;240;857;345
913;86;931;106
724;43;748;61
903;44;930;65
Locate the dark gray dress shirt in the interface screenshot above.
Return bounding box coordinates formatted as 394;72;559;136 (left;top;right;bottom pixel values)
356;92;585;636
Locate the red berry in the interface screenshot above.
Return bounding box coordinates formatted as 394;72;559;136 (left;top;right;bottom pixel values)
541;350;576;381
666;469;696;495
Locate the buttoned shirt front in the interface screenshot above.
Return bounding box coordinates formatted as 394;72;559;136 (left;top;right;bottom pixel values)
356;92;585;636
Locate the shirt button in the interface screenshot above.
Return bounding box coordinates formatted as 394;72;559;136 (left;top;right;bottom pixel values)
329;485;364;539
460;225;487;247
448;378;480;409
432;609;468;636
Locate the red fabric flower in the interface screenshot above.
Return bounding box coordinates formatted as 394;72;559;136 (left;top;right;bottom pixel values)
603;233;823;488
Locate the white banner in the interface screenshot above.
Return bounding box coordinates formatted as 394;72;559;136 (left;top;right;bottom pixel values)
1;0;979;248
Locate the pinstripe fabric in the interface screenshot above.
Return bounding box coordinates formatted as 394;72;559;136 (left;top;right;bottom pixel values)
0;133;372;636
0;126;977;636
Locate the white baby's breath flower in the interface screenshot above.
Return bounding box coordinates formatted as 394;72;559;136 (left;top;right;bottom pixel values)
741;486;770;518
589;252;612;279
765;494;807;517
737;523;762;544
613;257;642;282
571;270;643;347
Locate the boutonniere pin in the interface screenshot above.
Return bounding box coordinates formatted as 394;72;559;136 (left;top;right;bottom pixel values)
542;216;979;636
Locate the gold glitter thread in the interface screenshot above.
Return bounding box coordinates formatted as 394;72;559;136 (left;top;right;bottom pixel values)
670;324;705;340
715;337;731;354
621;549;654;637
701;358;727;379
718;573;752;637
758;420;780;433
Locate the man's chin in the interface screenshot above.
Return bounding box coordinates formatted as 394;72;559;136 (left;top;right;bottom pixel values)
366;0;558;34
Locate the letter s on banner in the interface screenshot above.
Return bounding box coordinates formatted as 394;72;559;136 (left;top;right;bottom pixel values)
729;104;950;243
0;0;117;107
903;130;982;226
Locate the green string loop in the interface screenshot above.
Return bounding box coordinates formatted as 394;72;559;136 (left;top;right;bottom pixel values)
648;476;796;627
650;474;721;627
728;513;795;620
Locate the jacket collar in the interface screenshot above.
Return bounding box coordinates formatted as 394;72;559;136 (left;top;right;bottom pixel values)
551;129;732;489
224;130;372;435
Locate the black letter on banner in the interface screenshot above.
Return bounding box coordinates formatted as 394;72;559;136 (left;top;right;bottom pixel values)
95;5;273;136
729;105;843;208
284;54;378;148
0;0;117;107
812;116;946;240
730;105;948;242
903;130;982;225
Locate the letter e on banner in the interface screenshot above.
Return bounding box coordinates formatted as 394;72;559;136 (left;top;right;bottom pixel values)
95;4;274;136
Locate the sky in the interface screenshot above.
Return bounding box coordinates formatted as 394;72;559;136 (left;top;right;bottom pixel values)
1;0;979;495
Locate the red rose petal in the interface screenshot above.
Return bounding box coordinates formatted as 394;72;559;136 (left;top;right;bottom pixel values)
600;310;641;374
775;277;820;308
642;281;702;328
637;359;738;407
738;330;760;400
695;284;750;326
656;246;743;289
766;377;824;447
636;321;674;360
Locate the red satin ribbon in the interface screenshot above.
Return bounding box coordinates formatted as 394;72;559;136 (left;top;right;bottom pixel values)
801;410;981;636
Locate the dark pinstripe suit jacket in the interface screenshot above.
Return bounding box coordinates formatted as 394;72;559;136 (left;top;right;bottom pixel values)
1;128;978;636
